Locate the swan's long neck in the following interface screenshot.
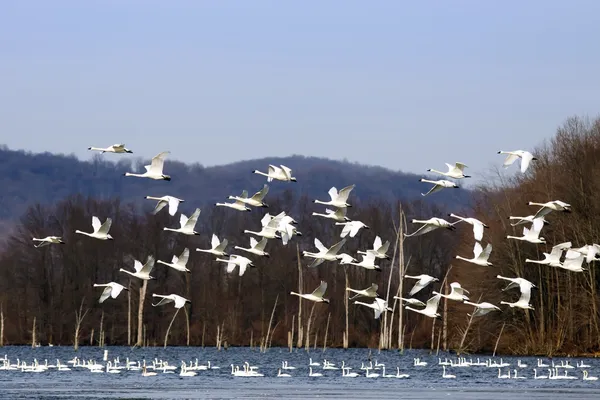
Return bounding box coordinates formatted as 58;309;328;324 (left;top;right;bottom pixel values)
89;147;107;152
253;170;269;177
74;230;90;236
314;200;330;205
455;255;470;262
156;260;170;266
119;269;136;277
428;169;446;175
124;172;146;177
163;227;178;232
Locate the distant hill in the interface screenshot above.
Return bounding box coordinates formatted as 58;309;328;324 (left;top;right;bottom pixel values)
0;145;472;221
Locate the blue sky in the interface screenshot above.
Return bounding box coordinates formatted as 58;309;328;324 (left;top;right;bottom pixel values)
1;0;599;181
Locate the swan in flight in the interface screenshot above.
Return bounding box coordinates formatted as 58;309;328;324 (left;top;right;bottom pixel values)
163;208;201;235
357;236;391;259
216;190;252;212
506;217;546;244
335;220;369;238
354;297;392;319
313;184;355;208
234;237;270;257
497;275;535;310
419;178;459;196
120;256;156;280
405;293;442;318
290;281;330;303
32;236;65;247
393;296;426;307
215;255;255;276
302;238;347;268
405;274;439;296
152;293;190;309
252;164;297;182
448;213;488;241
560;250;586;272
404;217;456;237
508;215;550;227
455;242;493;266
157;248;191;273
144;195;184;216
243;213;282;240
525;241;571;267
93;282;128;303
497;150;537;173
124;151;171;180
229;184;269;208
259;212;300;245
463;301;500;317
88;143;133;154
312;207;350;222
570;244;600;264
433;282;469;301
75;216;114;240
529;200;572;219
196;234;229;257
346;283;379;300
427;162;470;179
339;252;381;271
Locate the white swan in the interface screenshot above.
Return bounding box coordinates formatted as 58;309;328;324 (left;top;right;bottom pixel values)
302;238;347;268
157;248;191;273
75;216;114;240
442;365;456;378
456;242;493;266
533;368;548;379
394;296;426;307
498;368;510;379
448;213;488;241
144;195;184;216
346;283;379;300
32;236;65;247
252;164;297;182
234;237;270;257
525;241;571;267
529;200;572;219
215;255;255;276
512;369;526;379
405;293;441;318
277;368;291;377
196;234;229;257
497;275;535;310
427;162;470;179
560;250;587;272
88;143;133;154
243;213;282;240
124;151;171;180
506;217;546;244
312;207;351;222
290;281;330;304
395;366;410;378
357;236;391;260
497;150;536;173
342;367;359;377
313;184;355;208
119;256;156;280
405;274;439;296
433;282;470;302
508;215;550;227
216;190;252;212
339;252;381;271
354;298;392;319
583;370;598;380
151;293;190;309
419;178;459;196
463;301;500;317
93;282;128;303
229;184;269;208
309;367;323;377
335;220;369;238
163;208;201;235
571;244;600;264
404;217;456;237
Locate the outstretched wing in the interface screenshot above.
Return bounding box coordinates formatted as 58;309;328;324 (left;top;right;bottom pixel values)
340;223;352;238
326;239;347;256
337;184;356;202
252;184;269;201
152;295;174;307
179;213;189;228
311;281;327;298
404;224;437;237
254;238;268;251
314;238;328;253
422;182;443;196
173;296;188;308
249;237;258;249
99;286;112;303
327;187;339;201
211;234;220;249
480;243;492;260
215;238;228;252
133;259;144;272
148;151;169;173
502;153;519;168
280;165;292;179
177;248;190;266
409;280;427;296
140;256;155;274
98;218;112;235
167;197;180;216
92;216;101;233
184;209;201;230
520;152;534;173
472;222;484;241
111;284;125;299
152;199;168;215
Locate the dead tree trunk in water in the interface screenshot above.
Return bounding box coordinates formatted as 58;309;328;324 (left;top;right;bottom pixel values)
74;298;90;351
136;280;148;346
296;245;303;348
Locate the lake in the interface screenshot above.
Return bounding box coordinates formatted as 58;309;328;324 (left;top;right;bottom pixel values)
1;346;599;399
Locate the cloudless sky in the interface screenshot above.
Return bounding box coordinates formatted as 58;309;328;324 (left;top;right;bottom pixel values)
1;0;599;181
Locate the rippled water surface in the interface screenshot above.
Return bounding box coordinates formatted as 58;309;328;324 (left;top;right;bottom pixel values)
1;346;600;399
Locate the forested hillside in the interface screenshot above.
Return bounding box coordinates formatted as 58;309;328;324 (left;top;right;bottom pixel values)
0;146;471;223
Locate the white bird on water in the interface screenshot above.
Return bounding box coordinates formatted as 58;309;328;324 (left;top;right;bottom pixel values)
144;195;184;216
119;256;156;280
252;164;297;182
215;255;255;276
302;238;347;268
419;178;459;196
313;184;355;208
525;241;571;267
455;242;493;267
124;151;171;181
93;282;128;303
448;213;489;241
404;217;456;237
196;234;229;257
234;237;270;257
75;216;114;240
32;236;65;248
152;294;190;309
497;275;535;310
506;217;546;244
163;208;201;235
157;248;191;273
346;283;379;300
404;274;439;296
290;281;330;303
354;297;392;319
427;162;470;179
497;150;537;173
357;236;391;259
88;143;133;154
